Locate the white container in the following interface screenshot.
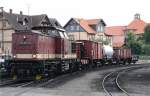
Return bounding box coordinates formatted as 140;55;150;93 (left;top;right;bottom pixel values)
103;45;114;59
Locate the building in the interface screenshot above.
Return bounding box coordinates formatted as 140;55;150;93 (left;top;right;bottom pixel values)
0;8;64;56
64;18;106;41
105;13;147;48
105;26;125;48
127;13;147;38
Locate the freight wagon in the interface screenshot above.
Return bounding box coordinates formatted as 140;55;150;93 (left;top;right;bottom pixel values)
72;40;103;69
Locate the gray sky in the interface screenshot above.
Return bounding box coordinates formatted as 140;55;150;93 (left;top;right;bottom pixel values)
1;0;150;26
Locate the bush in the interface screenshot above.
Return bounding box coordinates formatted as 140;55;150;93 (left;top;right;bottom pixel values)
143;44;150;55
130;41;142;54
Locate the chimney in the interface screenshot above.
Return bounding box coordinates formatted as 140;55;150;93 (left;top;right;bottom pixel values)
9;9;12;14
20;11;23;15
134;13;140;20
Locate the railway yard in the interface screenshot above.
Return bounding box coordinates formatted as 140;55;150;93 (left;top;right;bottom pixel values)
0;62;150;96
0;7;149;96
0;14;141;96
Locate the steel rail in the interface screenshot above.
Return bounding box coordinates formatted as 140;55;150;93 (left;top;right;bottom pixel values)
102;65;148;96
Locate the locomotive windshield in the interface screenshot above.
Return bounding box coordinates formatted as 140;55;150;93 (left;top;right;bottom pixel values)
19;36;31;46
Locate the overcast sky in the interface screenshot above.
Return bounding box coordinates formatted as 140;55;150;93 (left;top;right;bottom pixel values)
1;0;150;26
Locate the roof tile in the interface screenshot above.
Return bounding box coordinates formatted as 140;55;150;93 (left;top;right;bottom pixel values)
105;26;126;36
74;18;96;34
86;19;99;25
127;19;147;34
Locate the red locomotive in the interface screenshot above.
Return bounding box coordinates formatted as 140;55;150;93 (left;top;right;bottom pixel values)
9;30;78;80
8;30;138;80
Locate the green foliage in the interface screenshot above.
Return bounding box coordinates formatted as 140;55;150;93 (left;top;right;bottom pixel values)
137;34;144;41
144;24;150;44
125;27;150;55
124;31;142;54
138;55;150;60
126;31;135;43
143;44;150;55
130;41;142;54
141;24;150;55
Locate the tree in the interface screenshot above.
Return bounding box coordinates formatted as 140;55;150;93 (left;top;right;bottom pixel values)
144;24;150;44
125;31;135;43
130;41;142;54
124;31;142;54
124;31;135;48
143;44;150;55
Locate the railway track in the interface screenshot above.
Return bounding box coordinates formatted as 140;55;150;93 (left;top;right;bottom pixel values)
1;64;149;96
0;64;144;88
0;79;20;87
102;65;148;96
0;71;81;96
24;71;80;87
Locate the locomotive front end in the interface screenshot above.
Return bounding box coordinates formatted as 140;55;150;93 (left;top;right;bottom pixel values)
10;32;44;80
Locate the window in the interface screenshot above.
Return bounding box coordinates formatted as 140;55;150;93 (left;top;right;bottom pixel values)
20;36;31;45
59;31;65;38
55;22;59;26
23;18;28;25
23;21;26;25
70;25;74;31
51;30;55;34
76;26;79;31
18;21;23;25
97;25;104;32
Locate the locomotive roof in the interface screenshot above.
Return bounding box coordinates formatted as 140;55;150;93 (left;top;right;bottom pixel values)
15;30;57;37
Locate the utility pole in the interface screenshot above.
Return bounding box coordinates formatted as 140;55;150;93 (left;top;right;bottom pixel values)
0;7;4;55
26;4;30;16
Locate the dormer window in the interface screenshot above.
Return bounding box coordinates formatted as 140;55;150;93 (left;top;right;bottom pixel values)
70;25;74;31
24;18;28;25
18;21;23;25
97;24;104;32
55;22;59;26
17;16;28;25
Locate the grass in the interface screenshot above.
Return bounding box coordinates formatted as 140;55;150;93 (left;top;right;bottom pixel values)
138;55;150;60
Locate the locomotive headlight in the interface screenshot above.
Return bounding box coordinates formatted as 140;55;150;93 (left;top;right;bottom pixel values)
13;55;16;58
32;54;37;58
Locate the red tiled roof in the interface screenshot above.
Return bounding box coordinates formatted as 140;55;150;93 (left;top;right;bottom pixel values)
74;18;96;34
127;19;147;35
112;36;125;48
105;26;126;36
86;19;100;25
